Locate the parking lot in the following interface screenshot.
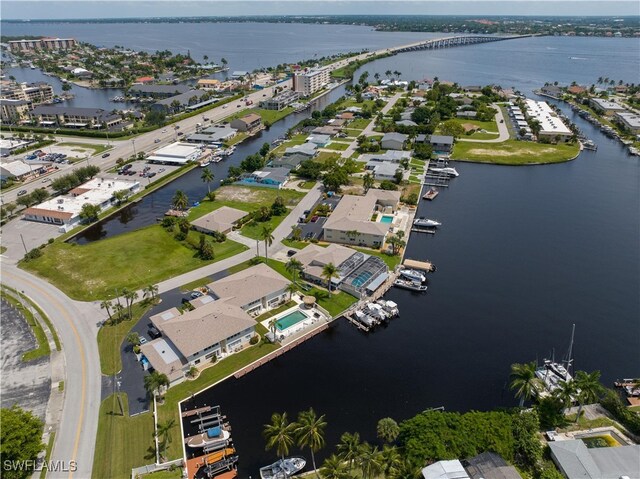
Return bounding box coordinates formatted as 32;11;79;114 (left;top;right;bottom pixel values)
291;194;341;241
113;160;180;184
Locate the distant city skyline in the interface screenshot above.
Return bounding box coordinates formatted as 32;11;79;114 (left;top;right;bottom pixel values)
2;1;639;20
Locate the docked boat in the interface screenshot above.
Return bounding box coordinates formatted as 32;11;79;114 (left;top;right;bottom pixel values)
429;166;459;177
354;310;376;328
399;269;426;283
393;278;428;292
366;302;389;322
423;187;439;201
186;426;231;448
260;457;306;479
376;299;399;317
414;218;441;228
534;324;575;396
200;160;211;167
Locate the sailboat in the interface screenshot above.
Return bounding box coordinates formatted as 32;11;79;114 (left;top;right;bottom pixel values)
535;324;575;395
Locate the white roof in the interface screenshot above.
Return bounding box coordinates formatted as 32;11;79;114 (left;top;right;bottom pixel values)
0;139;30;150
151;142;201;158
525;99;572;135
422;460;470;479
1;160;32;176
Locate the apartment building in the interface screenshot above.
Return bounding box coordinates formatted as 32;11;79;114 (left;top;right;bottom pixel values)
9;37;77;52
292;68;330;97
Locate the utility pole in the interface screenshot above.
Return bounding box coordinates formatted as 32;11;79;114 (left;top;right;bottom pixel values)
131;139;136;158
19;233;28;254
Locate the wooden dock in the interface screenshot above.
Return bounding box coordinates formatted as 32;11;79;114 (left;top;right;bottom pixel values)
411;228;436;234
181;405;212;418
343;312;370;332
403;258;436;272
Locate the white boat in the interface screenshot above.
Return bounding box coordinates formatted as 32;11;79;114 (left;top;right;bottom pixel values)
414;218;441;228
200;160;211;167
366;303;388;322
186;426;231;448
399;269;426;283
376;299;399;317
354;310;376;328
260;457;306;479
429;166;459;177
535;324;575;396
393;278;428;292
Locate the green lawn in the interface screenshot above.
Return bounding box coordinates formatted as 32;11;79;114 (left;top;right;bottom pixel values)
446;118;499;133
348;118;373;130
140;470;183;479
451;140;580;165
281;238;313;250
460;131;501;140
57;142;111;155
323;142;350;151
92;393;155;479
224;131;248;146
21;225;247;301
255;300;297;321
179;276;213;292
352;246;403;270
271;134;308;155
157;340;280;459
39;432;56;479
97;301;153;375
241;213;290;240
1;288;50;362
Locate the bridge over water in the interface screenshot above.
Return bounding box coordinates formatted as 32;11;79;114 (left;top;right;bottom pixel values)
390;34;531;54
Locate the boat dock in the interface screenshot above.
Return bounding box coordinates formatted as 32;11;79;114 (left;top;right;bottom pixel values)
181;405;212;418
411;228;436;234
403;258;436;272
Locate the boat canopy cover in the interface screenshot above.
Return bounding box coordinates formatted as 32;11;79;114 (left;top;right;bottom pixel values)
365;272;389;293
207;426;221;438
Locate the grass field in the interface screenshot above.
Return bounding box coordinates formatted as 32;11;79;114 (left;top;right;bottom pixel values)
323;142;350;151
348;118;372;130
97;301;153;375
451;140;580;165
140;470;182;479
179;276;213;292
92;393;155;479
57;142;111;155
21;225;247;301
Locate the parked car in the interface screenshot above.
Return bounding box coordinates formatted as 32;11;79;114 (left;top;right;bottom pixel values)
190;291;203;299
154;139;161;143
123;164;132;170
311;215;319;222
148;326;161;339
139;337;147;345
102;153;110;158
17;189;28;196
147;172;156;178
42;178;51;183
177;132;184;136
287;250;297;257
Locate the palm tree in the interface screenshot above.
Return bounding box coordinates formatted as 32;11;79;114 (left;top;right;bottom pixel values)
385;70;392;80
286;283;297;299
390;458;422;479
574;370;603;422
286;258;303;285
144;371;169;400
373;72;380;83
156;418;175;459
268;318;279;341
295;408;327;477
380;444;402;477
263;412;297;465
321;263;339;292
376;417;400;443
357;443;383;479
201;168;214;194
337;432;361;469
261;225;274;262
100;300;113;322
172;190;188;211
143;284;159;303
362;173;374;193
553;378;577;413
510;362;541;407
123;289;138;319
320;454;351;479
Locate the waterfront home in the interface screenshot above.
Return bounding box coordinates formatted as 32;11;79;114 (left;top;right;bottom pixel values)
185;125;237;145
381;132;408;150
1;80;54;105
293;243;389;298
191;206;247;234
567;85;587;95
230;113;262;132
311;125;341;136
147;142;201;165
29;106;122;129
548;440;640;479
141;300;257;385
422;452;523;479
292;67;330;97
269;153;307;170
323;189;400;248
540;84;563;98
23;177;139;229
306;134;331;147
589;98;626;116
524;99;573;142
368;162;402;181
0;99;31;123
283;142;317;157
207;263;291;316
236;167;290;189
128;84;190;99
428;135;454;154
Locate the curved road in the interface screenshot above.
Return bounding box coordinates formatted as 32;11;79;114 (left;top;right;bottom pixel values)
457;104;510;143
1;262;102;479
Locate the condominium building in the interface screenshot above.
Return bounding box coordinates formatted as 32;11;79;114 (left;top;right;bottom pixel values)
29;106;122;129
0;99;32;123
614;111;640;134
1;81;54;105
524;99;573;142
9;37;77;53
292;68;330;97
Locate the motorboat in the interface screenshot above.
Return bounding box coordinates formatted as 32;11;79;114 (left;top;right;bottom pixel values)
376;299;399;317
393;278;428;292
354;310;376;328
399;269;426;283
200;160;211;167
423;187;439;200
366;303;388;322
429;166;459;177
414;218;441;228
260;457;306;479
186;426;231;448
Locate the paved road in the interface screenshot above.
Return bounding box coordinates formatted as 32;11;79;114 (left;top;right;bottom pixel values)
457;103;510;143
1;264;103;479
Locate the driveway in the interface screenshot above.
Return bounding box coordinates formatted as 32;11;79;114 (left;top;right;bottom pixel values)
457;103;510;143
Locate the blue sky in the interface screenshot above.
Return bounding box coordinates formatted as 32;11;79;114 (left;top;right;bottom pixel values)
2;1;638;19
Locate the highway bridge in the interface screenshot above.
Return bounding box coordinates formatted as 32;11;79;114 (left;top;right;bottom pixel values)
392;34;531;53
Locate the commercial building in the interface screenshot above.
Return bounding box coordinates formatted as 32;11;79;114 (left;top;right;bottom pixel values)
191;206;247;234
0;99;32;123
146;142;201;165
9;37;77;52
381;132;408;150
614;111;640;134
259;90;300;110
29;106;122;129
150;89;208;114
524;99;573;141
197;78;221;89
0;160;46;182
292;68;330;97
293;243;389;298
549;440;640;479
207;263;291;316
0;139;32;156
236;167;290;189
185;125;237;145
589;98;626;116
142;299;257;385
128;84;191;99
23;177;139;228
323;189;400;248
230;113;262;132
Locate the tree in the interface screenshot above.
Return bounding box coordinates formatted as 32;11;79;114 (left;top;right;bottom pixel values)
260;142;271;157
574;370;603;422
363;172;374;193
30;188;49;203
440;119;465;139
198;234;215;260
62;82;72;92
4;202;17;218
553;378;577;414
263;412;298;463
286;258;303;285
337;432;361;469
321;263;339;292
261;225;274;261
143;284;159;303
123;289;138;319
510;361;541;407
295;408;327;476
156;418;176;460
126;331;140;346
113;189;130;205
271;196;287;216
171;190;188;211
0;406;45;479
320;454;351;479
387;234;406;255
358;443;383;479
380;445;402;477
79;203;101;223
377;417;400;443
144;371;169;400
201;168;214;194
100;300;113;322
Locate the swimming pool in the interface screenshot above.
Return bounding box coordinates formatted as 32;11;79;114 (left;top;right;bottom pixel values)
276;310;308;331
380;215;394;224
351;271;373;287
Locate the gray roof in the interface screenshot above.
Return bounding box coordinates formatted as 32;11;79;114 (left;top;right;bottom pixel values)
396;120;418;126
30;105;120;121
207;263;290;308
191;206;247;233
549;440;640;479
371;162;401;177
382;132;408;143
464;452;522;479
128;84;190;95
153;89;207;107
284;142;317;157
429;135;454;145
271;154;307;169
323;192;390;237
